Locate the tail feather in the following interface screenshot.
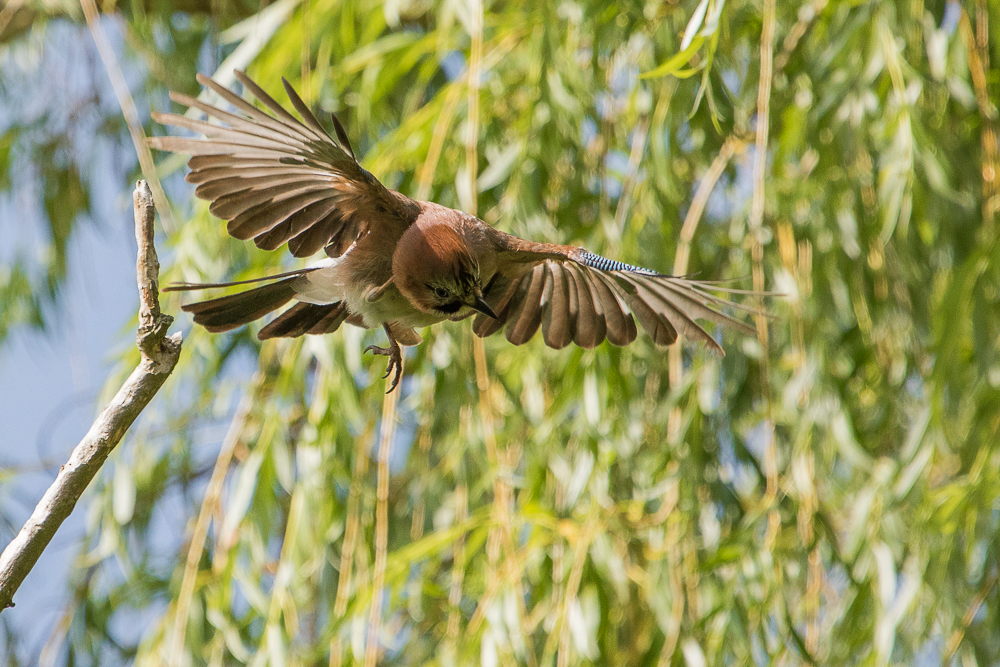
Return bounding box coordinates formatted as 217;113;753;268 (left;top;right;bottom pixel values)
162;266;318;292
258;301;349;339
181;278;297;332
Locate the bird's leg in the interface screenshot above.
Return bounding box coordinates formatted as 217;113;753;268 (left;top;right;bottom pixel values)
364;323;403;393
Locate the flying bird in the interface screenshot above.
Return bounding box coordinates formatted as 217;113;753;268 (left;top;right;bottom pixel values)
150;72;767;392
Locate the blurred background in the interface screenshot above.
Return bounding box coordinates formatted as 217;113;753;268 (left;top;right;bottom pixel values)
0;0;998;664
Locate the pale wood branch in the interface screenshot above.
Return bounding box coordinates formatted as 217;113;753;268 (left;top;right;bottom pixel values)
0;180;182;611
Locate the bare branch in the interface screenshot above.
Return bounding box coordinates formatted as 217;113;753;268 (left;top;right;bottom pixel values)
0;180;182;611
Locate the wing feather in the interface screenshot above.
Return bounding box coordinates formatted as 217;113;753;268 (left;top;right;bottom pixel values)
234;71;329;142
618;281;681;347
253;200;341;251
563;263;604;348
280;77;338;144
561;262;580;345
473;276;521;338
150;71;418;258
194;172;330;201
542;263;572;349
585;270;638;346
287;214;348;257
473;233;765;352
195;73;312;141
258;301;346;339
210;181;331;220
166;91;303;145
226;189;336;243
506;265;547;345
639;276;754;334
150;113;299;153
186;164;333;185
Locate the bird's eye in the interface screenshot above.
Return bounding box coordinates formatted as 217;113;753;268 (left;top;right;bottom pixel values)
433;286;449;300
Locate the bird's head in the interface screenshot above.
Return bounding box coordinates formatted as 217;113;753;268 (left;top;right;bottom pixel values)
393;220;498;321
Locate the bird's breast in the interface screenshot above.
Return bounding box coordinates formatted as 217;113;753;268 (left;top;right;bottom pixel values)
353;285;442;329
334;233;439;329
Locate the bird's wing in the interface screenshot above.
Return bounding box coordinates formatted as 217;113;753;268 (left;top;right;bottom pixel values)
472;233;767;353
149;71;419;258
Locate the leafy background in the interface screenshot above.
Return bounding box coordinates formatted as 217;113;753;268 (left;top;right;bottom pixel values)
0;0;998;665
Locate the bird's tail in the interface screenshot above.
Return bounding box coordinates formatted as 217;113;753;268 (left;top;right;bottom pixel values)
257;301;349;339
175;278;299;333
169;276;354;340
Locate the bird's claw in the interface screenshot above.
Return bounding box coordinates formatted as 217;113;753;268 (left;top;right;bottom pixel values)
364;343;403;393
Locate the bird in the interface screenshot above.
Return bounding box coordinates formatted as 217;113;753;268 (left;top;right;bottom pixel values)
150;71;768;392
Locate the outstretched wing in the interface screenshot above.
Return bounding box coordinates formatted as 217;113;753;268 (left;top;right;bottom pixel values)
149;71;419;258
473;233;766;353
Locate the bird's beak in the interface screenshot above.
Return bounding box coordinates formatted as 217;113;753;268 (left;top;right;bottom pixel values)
470;293;498;320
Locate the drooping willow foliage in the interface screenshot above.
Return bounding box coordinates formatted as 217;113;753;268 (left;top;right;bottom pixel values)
1;0;998;664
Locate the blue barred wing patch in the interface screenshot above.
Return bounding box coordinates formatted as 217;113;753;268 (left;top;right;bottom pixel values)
575;251;660;276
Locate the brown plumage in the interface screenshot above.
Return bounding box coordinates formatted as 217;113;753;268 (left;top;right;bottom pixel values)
151;72;770;392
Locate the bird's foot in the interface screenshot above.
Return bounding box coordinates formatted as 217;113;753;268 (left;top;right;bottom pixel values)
365;327;403;393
